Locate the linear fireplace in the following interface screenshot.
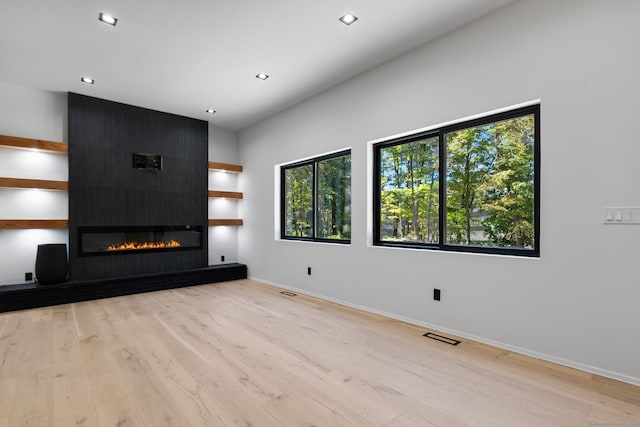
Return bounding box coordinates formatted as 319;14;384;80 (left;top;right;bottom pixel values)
78;225;203;256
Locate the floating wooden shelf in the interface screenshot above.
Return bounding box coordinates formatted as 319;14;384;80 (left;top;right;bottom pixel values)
0;177;68;191
208;162;242;173
209;162;243;223
208;219;243;226
0;220;69;229
0;135;68;153
208;190;243;199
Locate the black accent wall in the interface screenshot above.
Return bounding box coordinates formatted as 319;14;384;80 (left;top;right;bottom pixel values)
68;93;208;280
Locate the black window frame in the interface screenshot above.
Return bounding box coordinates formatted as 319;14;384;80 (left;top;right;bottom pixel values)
373;104;540;257
281;149;351;244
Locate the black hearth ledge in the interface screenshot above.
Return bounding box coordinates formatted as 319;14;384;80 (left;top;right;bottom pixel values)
0;263;247;313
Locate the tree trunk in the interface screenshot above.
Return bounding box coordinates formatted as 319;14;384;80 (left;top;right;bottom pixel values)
464;154;472;244
408;154;419;239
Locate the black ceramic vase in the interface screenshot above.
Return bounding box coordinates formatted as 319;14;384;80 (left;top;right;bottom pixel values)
35;243;68;285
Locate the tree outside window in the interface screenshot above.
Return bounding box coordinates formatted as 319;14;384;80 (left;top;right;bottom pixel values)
375;105;539;256
282;151;351;243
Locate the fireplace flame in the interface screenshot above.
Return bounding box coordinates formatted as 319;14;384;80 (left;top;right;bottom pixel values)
107;239;181;251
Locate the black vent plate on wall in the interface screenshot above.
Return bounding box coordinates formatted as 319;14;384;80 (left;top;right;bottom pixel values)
132;152;162;172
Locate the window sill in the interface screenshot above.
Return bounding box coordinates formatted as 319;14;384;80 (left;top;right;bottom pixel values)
369;243;540;260
277;237;351;246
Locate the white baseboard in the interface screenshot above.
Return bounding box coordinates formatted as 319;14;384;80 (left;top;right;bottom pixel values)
249;276;640;387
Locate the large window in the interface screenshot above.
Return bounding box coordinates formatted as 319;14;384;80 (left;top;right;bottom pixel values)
374;105;539;256
282;150;351;243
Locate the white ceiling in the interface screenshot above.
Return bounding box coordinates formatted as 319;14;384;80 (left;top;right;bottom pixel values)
0;0;517;131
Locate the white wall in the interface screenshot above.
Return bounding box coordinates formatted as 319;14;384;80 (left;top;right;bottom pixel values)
208;123;240;264
238;0;640;384
0;82;68;285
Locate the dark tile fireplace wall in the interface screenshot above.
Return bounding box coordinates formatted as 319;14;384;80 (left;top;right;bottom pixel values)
68;93;208;280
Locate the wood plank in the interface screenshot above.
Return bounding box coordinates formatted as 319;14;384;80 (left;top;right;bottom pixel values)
51;306;100;427
208;219;243;226
0;280;638;426
207;190;243;199
0;220;68;229
208;161;242;173
5;309;54;427
185;306;395;426
72;301;151;427
0;177;68;191
0;313;19;422
0;135;67;153
136;311;275;426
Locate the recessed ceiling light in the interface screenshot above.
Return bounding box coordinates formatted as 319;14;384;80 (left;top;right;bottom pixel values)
206;109;216;114
80;77;94;85
339;13;358;26
256;73;269;80
99;13;118;26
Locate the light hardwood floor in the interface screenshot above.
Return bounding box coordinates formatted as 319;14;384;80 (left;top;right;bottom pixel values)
0;279;638;426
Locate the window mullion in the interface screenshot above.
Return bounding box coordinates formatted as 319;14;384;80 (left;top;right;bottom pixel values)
280;167;286;239
313;161;318;239
373;147;381;244
438;131;446;249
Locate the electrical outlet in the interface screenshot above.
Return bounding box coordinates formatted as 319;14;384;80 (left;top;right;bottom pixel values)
433;288;441;301
307;267;312;275
25;272;33;281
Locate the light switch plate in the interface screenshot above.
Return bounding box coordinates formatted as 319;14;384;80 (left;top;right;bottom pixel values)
603;207;640;224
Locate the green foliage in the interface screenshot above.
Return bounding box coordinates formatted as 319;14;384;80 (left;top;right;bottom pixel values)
379;137;439;243
478;116;535;248
284;165;313;237
446;127;492;245
284;154;351;240
378;114;535;249
317;155;351;239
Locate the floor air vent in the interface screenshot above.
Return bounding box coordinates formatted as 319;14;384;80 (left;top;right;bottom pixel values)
280;291;297;297
423;332;461;346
